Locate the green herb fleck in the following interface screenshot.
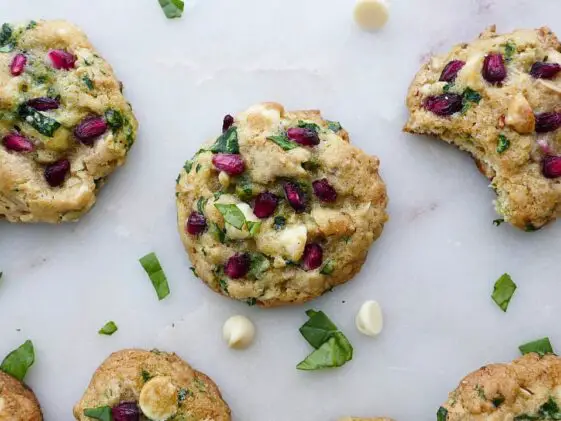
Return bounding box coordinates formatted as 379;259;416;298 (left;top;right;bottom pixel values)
210;126;239;154
514;397;561;420
245;298;257;306
302;158;321;172
178;388;192;403
209;222;226;243
83;76;94;90
158;0;184;19
0;23;13;52
493;218;504;226
505;41;516;62
214;204;245;230
519;337;554;356
461;87;482;114
320;260;335;275
475;384;486;400
0;340;34;381
296;332;353;371
195;163;202;173
247;221;261;236
219;279;229;294
297;120;320;132
437;407;448;421
139;252;170;301
492;396;505;408
0;43;14;53
213;191;223;200
26;21;37;30
235;176;253;201
267;133;297;150
83;406;112;421
197;197;208;214
183;160;193;173
273;216;286;230
18;104;61;137
497;134;510;154
492;273;517;312
248;253;270;279
443;83;453;93
326;120;342;132
141;369;153;382
190;267;198;278
104;109;123;130
525;224;539;232
98;321;118;335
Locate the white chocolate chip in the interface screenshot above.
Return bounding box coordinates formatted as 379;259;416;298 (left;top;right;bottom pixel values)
223;315;255;349
505;93;535;134
218;171;230;187
355;300;383;337
139;376;179;421
353;0;389;31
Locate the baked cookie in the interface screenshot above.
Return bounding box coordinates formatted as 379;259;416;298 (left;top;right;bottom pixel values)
176;102;388;307
404;26;561;230
439;353;561;420
0;371;42;421
0;20;137;223
74;349;231;421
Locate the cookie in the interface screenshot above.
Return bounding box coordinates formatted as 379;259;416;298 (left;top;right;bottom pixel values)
0;20;137;223
0;371;43;421
176;102;388;307
73;349;231;421
439;353;561;420
404;26;561;230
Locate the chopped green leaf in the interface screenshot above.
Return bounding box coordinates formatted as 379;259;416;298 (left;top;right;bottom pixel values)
248;253;270;279
246;221;261;236
139;252;170;301
443;83;453;93
219;278;229;294
141;369;152;382
183;160;193;173
297;120;320;132
26;21;37;30
493;218;505;226
189;267;198;278
18;105;61;137
505;41;516;62
83;406;112;421
296;332;353;370
492;396;505;408
0;340;34;381
209;222;226;243
213;191;223;200
267;133;297;151
519;337;554;356
461;87;482;114
0;23;12;48
492;273;517;312
514;397;561;420
105;109;123;130
214;204;245;230
210;126;239;154
300;310;339;349
437;407;448;421
158;0;184;19
475;384;486;399
235;176;253;200
83;76;94;90
326;120;342;132
178;388;191;403
273;216;286;230
320;260;335;275
302;158;321;172
98;321;118;335
0;43;14;53
497;134;510;154
197;197;208;214
195;163;202;173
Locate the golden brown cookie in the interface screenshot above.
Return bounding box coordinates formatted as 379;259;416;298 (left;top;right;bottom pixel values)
74;349;230;421
0;20;137;223
0;371;42;421
176;102;388;307
404;26;561;230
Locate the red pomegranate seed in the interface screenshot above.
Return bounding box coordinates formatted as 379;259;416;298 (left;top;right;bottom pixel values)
2;133;34;152
424;94;463;116
312;179;337;202
224;253;251;279
253;192;278;218
222;114;234;132
543;156;561;178
530;62;561;79
112;402;140;421
186;211;207;235
535;112;561;133
482;53;507;84
26;97;60;111
48;49;76;70
211;153;245;175
302;243;323;271
74;116;108;144
283;182;306;212
44;159;70;187
10;54;27;76
439;60;465;82
286;127;320;146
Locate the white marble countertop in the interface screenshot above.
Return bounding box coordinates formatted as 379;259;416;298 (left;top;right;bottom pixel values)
1;0;561;420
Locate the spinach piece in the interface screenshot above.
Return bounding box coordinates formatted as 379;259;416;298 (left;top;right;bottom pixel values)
245;298;257;306
461;87;482;114
497;134;510;154
246;221;261;236
189;267;198;278
493;218;504;226
19;104;61;137
83;76;94;90
492;396;505;408
98;321;118;335
26;21;37;30
183;160;193;173
158;0;184;18
505;41;516;62
83;406;112;421
437;407;448;421
139;252;170;300
197;197;208;214
443;83;453;93
302;158;320;172
519;337;554;356
273;216;286;230
219;278;229;294
0;340;35;381
0;23;13;52
209;222;226;243
235;176;253;200
105;109;123;130
514;397;561;420
248;253;270;279
296;332;353;370
214;204;245;230
210;126;239;154
141;369;152;382
297;120;320;132
299;310;339;349
326;120;342;132
267;133;297;150
320;260;335;275
491;273;517;312
178;388;191;403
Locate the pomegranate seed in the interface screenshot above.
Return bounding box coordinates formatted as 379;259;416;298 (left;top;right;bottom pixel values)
286;127;319;146
10;54;26;76
253;192;278;218
530;62;561;79
224;253;251;279
543;156;561;178
74;116;108;144
26;97;60;111
112;402;140;421
186;211;207;235
424;94;463;116
48;49;76;70
302;243;323;271
312;179;337;202
283;182;307;212
535;112;561;133
482;53;507;84
439;60;465;82
211;153;245;175
222;114;234;132
2;133;34;152
44;159;70;187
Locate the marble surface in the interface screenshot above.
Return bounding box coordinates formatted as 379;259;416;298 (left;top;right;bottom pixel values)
1;0;561;420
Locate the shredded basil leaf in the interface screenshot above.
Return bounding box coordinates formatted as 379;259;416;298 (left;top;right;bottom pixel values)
219;278;229;294
98;321;118;335
320;260;335;275
214;204;245;230
442;83;453;93
209;222;226;243
300;310;339;348
267;133;297;150
83;76;94;90
197;197;208;214
139;252;170;300
297;120;320;132
83;406;112;421
0;340;34;381
105;109;123;130
141;369;152;382
492;273;517;312
497;134;510;154
158;0;184;18
235;176;253;201
437;407;448;421
210;126;239;154
296;332;353;370
326;120;342;132
519;337;554;356
505;41;516;62
246;221;261;236
461;87;482;114
0;23;12;46
18;104;61;137
493;218;504;226
273;216;286;230
248;253;270;279
183;160;193;173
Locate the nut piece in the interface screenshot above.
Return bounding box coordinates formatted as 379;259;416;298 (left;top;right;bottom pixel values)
138;376;179;421
223;315;255;349
353;0;389;31
355;300;383;337
505;93;535;134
